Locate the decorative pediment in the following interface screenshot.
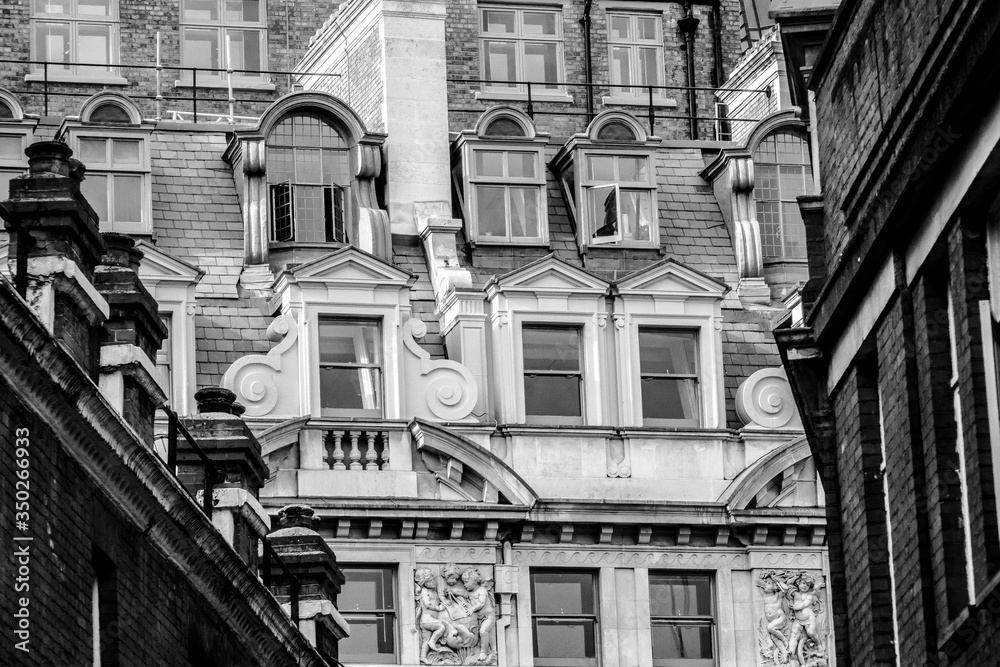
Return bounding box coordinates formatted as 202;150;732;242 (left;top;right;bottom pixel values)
488;254;609;295
720;437;821;509
136;241;205;286
613;258;730;299
287;246;414;286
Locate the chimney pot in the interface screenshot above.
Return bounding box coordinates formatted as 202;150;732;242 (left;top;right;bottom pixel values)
25;140;73;177
278;504;318;530
102;232;144;271
195;387;247;416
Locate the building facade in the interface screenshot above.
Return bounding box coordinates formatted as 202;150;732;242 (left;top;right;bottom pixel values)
1;1;837;666
774;0;1000;665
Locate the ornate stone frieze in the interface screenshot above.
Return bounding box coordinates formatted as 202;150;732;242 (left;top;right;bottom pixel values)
414;563;497;665
736;367;803;429
415;547;497;563
512;549;748;569
755;570;828;667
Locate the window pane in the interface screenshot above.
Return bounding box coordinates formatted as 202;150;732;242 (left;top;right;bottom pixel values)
227;28;262;71
34;0;70;16
484;40;516;86
757;201;781;258
320;367;383;411
340;568;394;611
524;42;558;88
779;165;806;198
651;625;713;660
639;329;698;375
590;185;619;238
113;174;143;223
225;0;259;22
509;187;539;238
609;15;630;40
508;152;537;178
111;139;140;166
610;46;631;88
525;374;581;417
482;9;515;33
322;150;350;185
522;12;556;36
649;574;713;617
531;571;595;614
641;378;698;421
294;185;325;241
618;156;648;182
476;185;506;238
638;47;659;87
296;148;323;183
0;172;18;198
182;0;219;21
182;28;220;68
755;164;778;199
319;321;381;365
78;24;112;67
34;22;71;67
339;615;396;660
620;189;652;241
268;147;294;183
0;136;19;159
782;202;807;259
637;16;659;40
270;183;293;240
81;173;108;223
79;0;112;16
533;619;596;659
523;327;580;372
588;155;615;182
475;151;504;178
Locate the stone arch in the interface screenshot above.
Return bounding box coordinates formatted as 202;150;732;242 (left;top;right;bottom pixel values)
474;105;537;139
721;437;822;509
585;110;649;143
80;92;142;124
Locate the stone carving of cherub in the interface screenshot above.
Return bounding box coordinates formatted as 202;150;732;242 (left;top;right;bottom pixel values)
415;567;457;661
462;568;496;662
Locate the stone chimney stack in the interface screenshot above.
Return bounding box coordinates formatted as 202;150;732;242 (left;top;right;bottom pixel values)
0;141;109;376
267;504;348;664
94;232;169;445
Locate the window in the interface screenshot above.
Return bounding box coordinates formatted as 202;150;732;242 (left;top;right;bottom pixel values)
32;0;118;77
339;566;397;664
480;7;562;92
469;148;545;243
522;326;583;422
583;154;655;245
639;329;700;426
607;12;664;97
156;314;172;400
531;570;598;667
319;318;382;417
180;0;265;80
649;573;715;667
754;129;813;261
267;112;350;243
77;136;150;234
0;133;27;198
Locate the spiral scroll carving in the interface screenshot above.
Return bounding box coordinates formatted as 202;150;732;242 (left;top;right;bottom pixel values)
736;368;802;429
221;314;298;418
403;318;479;421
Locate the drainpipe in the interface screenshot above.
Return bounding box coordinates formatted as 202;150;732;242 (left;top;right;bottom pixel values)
678;3;701;140
581;0;594;119
711;0;725;87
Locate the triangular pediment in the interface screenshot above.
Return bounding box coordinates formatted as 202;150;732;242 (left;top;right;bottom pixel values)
137;241;204;283
290;246;413;285
615;258;729;298
494;254;609;293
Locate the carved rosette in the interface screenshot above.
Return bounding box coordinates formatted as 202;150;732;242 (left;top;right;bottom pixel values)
736;368;802;429
754;570;828;667
414;563;498;666
403;319;479;421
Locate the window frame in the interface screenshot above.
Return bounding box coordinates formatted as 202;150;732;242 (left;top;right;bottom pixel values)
179;0;268;84
752;128;813;262
317;316;384;419
637;327;702;428
606;11;666;99
648;572;716;667
530;569;600;667
30;0;120;80
521;324;585;425
67;128;153;235
337;565;399;664
0;126;30;199
578;148;658;248
478;5;565;95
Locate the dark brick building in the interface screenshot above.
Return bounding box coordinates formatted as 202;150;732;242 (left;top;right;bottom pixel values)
775;0;1000;665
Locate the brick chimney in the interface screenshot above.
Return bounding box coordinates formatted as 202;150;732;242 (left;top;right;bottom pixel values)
267;504;348;664
179;387;270;567
0;140;109;376
95;232;168;446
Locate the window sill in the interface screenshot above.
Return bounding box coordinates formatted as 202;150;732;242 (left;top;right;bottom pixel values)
471;238;551;248
174;78;276;91
602;95;678;108
474;89;574;104
584;241;662;252
26;72;129;86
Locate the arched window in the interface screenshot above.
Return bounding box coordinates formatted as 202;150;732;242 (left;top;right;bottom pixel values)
266;111;351;243
754;128;813;261
89;102;131;124
0;101;13;120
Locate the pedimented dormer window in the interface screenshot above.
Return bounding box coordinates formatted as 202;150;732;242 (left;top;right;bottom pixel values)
452;107;550;246
551;111;661;253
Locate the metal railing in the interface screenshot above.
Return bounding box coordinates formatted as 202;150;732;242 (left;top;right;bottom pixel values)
448;77;771;139
159;405;301;624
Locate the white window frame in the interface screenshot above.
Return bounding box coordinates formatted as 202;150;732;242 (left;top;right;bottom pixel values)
579;149;658;248
179;0;268;85
338;565;399;664
520;323;587;425
29;0;122;83
606;11;666;100
317;316;385;418
464;143;548;245
478;5;565;96
635;326;703;428
752;128;813;262
648;571;717;667
0;125;31;200
67;129;153;235
529;569;600;667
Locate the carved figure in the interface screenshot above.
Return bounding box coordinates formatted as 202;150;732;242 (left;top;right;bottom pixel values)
414;564;498;665
756;570;827;667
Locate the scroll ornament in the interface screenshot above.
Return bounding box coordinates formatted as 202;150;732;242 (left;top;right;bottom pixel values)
221;314;297;417
403;319;478;421
736;368;802;429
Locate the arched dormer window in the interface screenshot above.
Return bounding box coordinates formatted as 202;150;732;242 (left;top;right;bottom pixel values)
0;88;23;121
753;127;813;261
452;107;550;246
80;93;141;125
265;111;351;244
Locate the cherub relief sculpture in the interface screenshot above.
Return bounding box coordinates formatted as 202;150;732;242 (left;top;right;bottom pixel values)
415;563;498;665
756;570;828;667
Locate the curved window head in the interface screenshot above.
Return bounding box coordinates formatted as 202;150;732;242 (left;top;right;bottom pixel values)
753;128;813;261
0;101;13;120
484;116;526;138
596;120;637;142
266;111;351;244
89;102;132;124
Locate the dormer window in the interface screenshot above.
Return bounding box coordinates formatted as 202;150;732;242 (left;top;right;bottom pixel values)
453;107;549;246
753;127;813;261
266;111;350;243
551;112;660;252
